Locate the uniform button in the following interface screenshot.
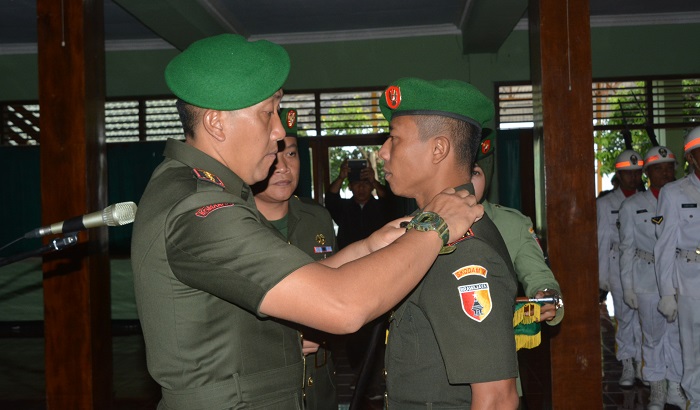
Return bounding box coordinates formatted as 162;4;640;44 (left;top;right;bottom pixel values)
307;376;314;387
383;368;388;379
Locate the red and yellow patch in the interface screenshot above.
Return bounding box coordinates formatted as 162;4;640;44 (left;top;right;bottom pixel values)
458;282;492;322
452;264;488;280
193;168;225;188
195;202;234;218
480;139;491;155
286;109;297;128
385;85;401;109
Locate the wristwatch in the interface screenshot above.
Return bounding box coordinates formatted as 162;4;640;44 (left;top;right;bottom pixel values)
405;211;450;246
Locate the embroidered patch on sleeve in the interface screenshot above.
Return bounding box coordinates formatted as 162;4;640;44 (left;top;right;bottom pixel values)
192;168;225;188
651;216;663;225
452;264;487;280
195;202;234;218
458;283;492;322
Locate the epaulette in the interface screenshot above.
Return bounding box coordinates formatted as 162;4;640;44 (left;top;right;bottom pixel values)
439;228;474;255
192;168;225;190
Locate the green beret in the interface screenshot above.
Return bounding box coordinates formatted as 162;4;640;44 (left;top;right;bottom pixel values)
165;34;290;110
280;108;298;137
379;78;494;135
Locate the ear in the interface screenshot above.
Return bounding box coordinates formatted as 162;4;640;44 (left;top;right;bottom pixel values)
431;135;450;164
202;109;226;142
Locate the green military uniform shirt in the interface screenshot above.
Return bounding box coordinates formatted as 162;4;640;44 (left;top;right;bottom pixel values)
131;139;314;409
272;196;338;410
482;200;564;325
385;184;519;409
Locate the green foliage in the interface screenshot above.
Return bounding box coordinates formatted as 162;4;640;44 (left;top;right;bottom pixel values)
593;91;653;176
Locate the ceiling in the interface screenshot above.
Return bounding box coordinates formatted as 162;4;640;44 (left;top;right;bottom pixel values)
1;0;700;55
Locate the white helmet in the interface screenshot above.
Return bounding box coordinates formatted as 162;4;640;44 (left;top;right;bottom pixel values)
685;126;700;154
615;149;643;171
643;146;676;170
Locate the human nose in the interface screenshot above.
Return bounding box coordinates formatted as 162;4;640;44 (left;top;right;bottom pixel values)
271;114;285;142
378;140;389;161
275;154;289;173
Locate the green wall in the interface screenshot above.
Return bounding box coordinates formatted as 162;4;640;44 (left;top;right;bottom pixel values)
2;23;699;103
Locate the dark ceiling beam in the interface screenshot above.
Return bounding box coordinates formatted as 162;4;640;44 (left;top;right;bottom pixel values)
114;0;247;50
460;0;528;53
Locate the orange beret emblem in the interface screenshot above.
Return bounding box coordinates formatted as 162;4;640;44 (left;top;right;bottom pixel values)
385;86;401;109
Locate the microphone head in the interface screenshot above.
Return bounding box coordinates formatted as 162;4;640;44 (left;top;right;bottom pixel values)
102;202;137;226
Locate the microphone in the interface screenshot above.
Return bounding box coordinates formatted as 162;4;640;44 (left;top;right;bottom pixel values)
24;202;138;238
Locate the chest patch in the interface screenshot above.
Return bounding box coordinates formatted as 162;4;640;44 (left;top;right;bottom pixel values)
195;202;234;218
452;264;488;280
458;283;492;322
193;168;225;188
651;216;663;225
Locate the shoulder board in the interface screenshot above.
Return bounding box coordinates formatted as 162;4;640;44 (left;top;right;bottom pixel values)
192;168;225;188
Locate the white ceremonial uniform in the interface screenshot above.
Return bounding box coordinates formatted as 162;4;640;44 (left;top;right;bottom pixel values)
655;173;700;406
619;190;682;383
597;188;642;363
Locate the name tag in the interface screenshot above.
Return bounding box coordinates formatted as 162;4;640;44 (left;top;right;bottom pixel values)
636;209;648;214
681;203;698;208
611;210;619;214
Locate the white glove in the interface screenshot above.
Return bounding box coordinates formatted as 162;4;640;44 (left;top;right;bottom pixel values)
658;295;678;322
623;291;638;309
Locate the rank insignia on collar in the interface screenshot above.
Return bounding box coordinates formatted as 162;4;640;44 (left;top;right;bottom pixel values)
316;234;326;246
458;282;492;322
193;168;225;188
195;202;234;218
651;216;663;225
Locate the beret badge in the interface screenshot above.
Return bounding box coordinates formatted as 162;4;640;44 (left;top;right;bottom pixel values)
630;155;638;165
286;109;297;129
481;139;491;155
385;86;401;109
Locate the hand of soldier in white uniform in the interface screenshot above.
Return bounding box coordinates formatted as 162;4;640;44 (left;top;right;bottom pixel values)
623;290;639;309
657;294;678;322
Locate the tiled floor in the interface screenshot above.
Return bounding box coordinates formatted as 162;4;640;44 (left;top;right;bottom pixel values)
0;310;688;409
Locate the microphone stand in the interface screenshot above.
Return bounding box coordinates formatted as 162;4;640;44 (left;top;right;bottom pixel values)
0;233;79;268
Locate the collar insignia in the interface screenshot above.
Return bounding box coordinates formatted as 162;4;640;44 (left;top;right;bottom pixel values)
193;168;225;188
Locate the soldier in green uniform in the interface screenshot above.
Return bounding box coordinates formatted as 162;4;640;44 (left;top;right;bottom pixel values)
471;136;564;325
131;34;483;409
252;108;338;410
378;78;520;409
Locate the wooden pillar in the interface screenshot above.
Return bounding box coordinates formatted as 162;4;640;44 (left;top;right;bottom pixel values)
37;0;112;408
527;0;603;408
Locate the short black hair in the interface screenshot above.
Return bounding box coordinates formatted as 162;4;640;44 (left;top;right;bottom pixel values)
414;115;480;168
175;99;199;138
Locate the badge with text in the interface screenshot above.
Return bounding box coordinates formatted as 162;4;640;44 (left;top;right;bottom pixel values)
458;282;492;322
195;202;234;218
452;264;487;280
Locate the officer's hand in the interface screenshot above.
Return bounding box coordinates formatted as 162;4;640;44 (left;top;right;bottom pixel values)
534;290;557;322
302;339;320;355
623;290;639;309
364;216;412;253
657;295;678;322
422;188;483;244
